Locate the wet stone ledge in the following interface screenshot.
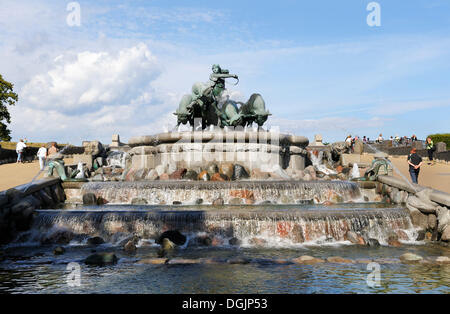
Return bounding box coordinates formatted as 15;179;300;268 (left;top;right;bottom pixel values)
0;178;66;244
374;175;450;245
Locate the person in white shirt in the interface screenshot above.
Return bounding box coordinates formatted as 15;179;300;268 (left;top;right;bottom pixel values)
37;146;47;170
16;139;27;163
377;134;383;143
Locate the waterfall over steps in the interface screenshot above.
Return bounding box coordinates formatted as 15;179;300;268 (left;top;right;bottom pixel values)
19;207;416;247
78;180;363;205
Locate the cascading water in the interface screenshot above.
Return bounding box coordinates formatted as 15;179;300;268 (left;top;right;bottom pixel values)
16;206;416;248
309;151;337;175
350;163;360;179
78;180;362;205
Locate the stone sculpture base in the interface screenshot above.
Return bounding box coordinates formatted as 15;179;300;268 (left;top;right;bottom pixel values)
127;130;309;172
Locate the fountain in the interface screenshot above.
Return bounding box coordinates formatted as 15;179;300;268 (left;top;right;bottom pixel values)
1;65;449;294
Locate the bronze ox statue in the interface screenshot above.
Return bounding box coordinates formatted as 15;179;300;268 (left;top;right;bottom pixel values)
174;65;271;129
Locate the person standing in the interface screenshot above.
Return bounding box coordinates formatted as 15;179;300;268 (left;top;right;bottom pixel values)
426;137;436;165
377;134;383;143
48;142;59;157
407;148;422;184
16;139;27;163
345;135;352;152
394;135;400;147
37;146;47;170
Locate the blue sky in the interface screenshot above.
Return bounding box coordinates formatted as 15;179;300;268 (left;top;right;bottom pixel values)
0;0;449;144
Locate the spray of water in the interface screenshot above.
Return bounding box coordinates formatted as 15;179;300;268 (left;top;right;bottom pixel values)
350;163;360;179
23;144;73;193
309;151;337;175
363;141;418;193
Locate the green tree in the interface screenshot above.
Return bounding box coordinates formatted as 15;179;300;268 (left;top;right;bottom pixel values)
0;74;18;141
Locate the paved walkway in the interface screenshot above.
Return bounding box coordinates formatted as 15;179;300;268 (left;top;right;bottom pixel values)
0;158;73;191
0;156;449;193
361;154;450;194
0;161;46;191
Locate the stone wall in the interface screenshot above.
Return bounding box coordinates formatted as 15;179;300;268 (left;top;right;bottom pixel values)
0;178;66;244
363;141;450;162
0;147;39;164
0;145;84;165
128;131;309;173
371;175;450;244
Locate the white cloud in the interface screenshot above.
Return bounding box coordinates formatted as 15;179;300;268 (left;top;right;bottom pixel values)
21;43;161;113
10;43;180;144
2;0;450;144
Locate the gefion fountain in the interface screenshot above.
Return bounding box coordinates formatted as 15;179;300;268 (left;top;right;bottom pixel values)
2;65;449;294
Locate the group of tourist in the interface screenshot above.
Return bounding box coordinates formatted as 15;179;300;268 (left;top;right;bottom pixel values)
347;134;437;185
367;133;419;146
344;135;362;153
15;140;59;170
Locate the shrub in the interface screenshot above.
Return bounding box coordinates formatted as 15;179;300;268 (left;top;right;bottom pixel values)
427;133;450;148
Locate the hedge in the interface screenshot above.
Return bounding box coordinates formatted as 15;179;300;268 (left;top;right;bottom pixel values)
427;133;450;148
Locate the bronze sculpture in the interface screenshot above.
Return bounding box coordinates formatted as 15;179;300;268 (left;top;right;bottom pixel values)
174;65;271;129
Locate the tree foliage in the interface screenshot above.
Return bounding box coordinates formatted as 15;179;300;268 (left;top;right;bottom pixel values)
0;74;18;141
428;133;450;148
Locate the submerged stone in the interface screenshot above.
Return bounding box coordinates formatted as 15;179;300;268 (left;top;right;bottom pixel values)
156;230;186;246
399;253;423;263
227;257;251;264
85;252;118;266
53;246;65;255
137;258;167;265
158;238;176;258
228;237;241;246
195;198;204;205
435;256;450;264
367;238;380;247
41;229;74;245
326;256;354;264
167;258;201;265
87;236;105;245
292;255;324;265
195;235;212;246
124;240;137;254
